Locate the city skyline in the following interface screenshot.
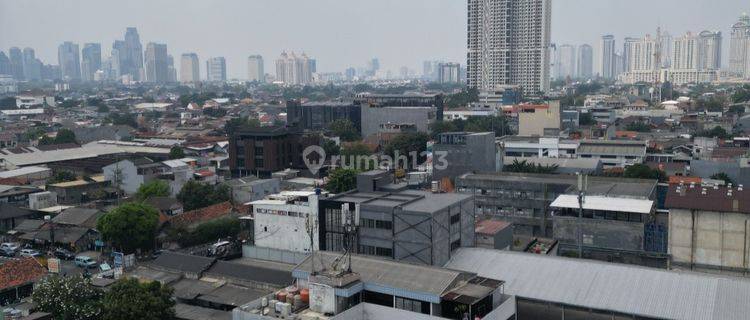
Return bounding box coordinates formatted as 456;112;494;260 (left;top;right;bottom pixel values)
1;0;747;79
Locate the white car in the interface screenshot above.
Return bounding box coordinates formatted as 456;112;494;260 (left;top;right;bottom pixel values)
0;243;19;252
19;249;41;258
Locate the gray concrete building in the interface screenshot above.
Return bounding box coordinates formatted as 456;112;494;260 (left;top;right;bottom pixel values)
432;132;497;182
319;189;475;266
226;176;280;204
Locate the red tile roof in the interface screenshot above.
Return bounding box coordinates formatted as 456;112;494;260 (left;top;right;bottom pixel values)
0;258;47;290
170;202;233;227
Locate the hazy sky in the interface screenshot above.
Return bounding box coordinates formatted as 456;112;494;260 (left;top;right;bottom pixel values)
0;0;747;79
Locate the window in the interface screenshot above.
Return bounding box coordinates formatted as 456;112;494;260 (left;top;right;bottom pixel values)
254;158;264;168
395;296;429;314
450;239;461;251
359;245;392;257
360;218;393;230
450;214;460;225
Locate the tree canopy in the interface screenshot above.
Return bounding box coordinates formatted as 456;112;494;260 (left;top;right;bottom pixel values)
710;172;734;185
329;119;360;142
623;164;666;182
135;180;171;200
168;146;185;159
40;128;77;146
325;168;359;193
33;275;103;320
177;181;231;211
100;279;175;320
97;203;160;254
504;159;558;174
384;132;430;169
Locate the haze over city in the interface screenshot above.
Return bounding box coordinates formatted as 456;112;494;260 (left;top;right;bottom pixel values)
1;0;746;78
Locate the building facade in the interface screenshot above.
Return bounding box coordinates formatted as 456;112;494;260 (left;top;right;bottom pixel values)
467;0;551;95
180;53;200;83
81;43;101;82
206;57;227;82
144;42;169;83
247;55;264;82
730;13;750;77
432;132;497;182
275;51;315;85
57;42;80;81
600;35;617;79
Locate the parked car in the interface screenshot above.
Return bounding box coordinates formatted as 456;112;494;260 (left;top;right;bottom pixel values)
53;248;75;260
0;243;19;252
19;249;41;258
99;263;114;279
0;247;15;257
74;255;97;269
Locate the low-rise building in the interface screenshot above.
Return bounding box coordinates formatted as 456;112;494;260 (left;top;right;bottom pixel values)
517;101;561;137
432;132;497;182
250;190;327;253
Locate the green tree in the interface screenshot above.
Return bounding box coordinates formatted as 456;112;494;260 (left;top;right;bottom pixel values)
384;132;431;169
33;275;102;320
444;87;479;109
54;128;77;144
167;218;241;247
579;112;596;126
696;126;731;139
329;119;360;141
135;180;171;200
710;172;734;185
177;181;231;211
340;142;377;171
97;203;160;254
504;159;558;174
96;104;110;113
322;139;340;157
625;122;651;132
325;168;358;193
100;279;175;320
623;164;666;182
169;146;185;159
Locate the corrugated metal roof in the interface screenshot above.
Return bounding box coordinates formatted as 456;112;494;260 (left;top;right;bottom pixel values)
446;248;750;320
550;195;654;214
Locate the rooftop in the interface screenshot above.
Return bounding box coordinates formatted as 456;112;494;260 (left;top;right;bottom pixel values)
665;184;750;214
446;248;750;320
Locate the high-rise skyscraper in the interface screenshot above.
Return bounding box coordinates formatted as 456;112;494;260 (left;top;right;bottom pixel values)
697;31;722;71
0;52;11;76
81;43;102;82
467;0;551;95
112;27;144;81
144;42;169;83
58;41;81;81
437;62;461;83
8;47;24;80
730;13;750;77
180;53;200;83
600;35;617;79
577;44;594;79
22;48;41;81
206;57;227;82
557;44;576;79
672;31;722;71
275;52;315;85
167;55;177;82
623;35;657;72
247;55;264;82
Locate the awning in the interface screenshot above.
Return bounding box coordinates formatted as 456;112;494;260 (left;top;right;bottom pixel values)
550;195;653;214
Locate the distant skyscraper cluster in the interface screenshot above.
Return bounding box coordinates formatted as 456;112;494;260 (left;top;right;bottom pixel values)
467;0;552;95
437;63;461;84
274;52;316;85
730;13;750;78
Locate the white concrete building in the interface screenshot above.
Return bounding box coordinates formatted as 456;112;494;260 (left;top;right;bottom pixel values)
600;35;617;79
247;55;264;82
180;53;200;83
250;190;328;253
467;0;551;94
729;13;750;77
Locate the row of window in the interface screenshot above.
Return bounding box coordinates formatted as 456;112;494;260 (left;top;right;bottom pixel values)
255;208;309;218
359;245;392;257
360;218;393;230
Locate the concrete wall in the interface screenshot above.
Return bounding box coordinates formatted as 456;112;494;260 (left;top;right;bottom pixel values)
669;208;750;271
518;101;561;137
433;133;497;182
553;217;645;252
103;160;143;195
360;105;435;137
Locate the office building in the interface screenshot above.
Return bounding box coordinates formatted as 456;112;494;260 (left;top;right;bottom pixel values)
517;101;561;136
275;51;315;85
112;27;143;81
206;57;227;82
672;31;722;71
247;54;264;82
319;188;475;266
354;93;444;138
437;62;461;83
556;44;576;79
179;53;200;83
81;43;101;82
467;0;551;95
286;100;361;132
577;44;593;79
623;35;657;72
21;48;41;81
432;132;497;182
228;126;320;177
600;35;617;79
9;47;24;80
730;13;750;77
166;54;176;82
0;52;10;76
57;41;80;81
144;42;169;83
250;190;327;253
697;31;722;70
